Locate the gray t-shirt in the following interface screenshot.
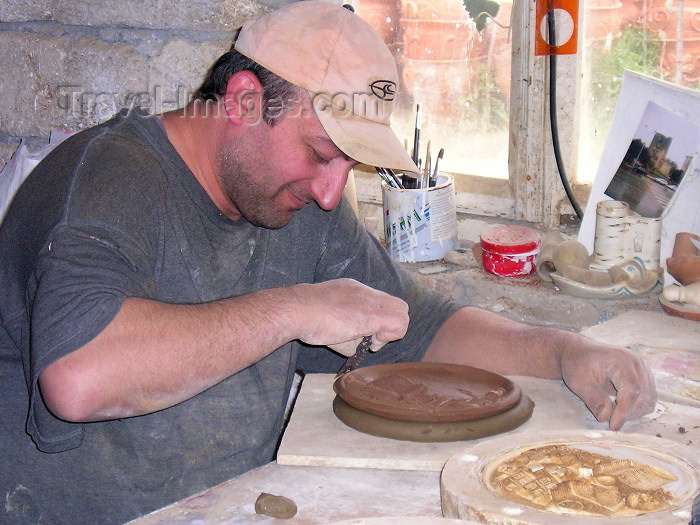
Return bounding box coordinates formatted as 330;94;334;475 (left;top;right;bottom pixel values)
0;108;462;524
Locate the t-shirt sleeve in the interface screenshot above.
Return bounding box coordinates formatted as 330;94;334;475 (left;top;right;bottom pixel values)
26;224;154;451
30;225;154;371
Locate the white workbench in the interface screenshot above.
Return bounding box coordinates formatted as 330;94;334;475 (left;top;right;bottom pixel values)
128;311;700;524
129;379;699;524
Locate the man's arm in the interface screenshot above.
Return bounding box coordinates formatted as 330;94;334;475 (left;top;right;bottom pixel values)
39;278;409;422
423;306;657;430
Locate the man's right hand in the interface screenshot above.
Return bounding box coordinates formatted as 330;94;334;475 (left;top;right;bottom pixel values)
290;278;409;357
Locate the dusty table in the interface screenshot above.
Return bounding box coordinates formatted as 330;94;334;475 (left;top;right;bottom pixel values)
581;310;700;407
126;462;445;524
128;310;700;524
128;373;700;524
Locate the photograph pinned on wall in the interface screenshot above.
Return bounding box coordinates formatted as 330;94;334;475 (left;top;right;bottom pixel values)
602;101;699;219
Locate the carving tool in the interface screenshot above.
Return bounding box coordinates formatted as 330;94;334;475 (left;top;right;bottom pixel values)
336;335;373;376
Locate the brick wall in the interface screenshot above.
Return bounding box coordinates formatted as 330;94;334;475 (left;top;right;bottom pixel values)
0;0;294;168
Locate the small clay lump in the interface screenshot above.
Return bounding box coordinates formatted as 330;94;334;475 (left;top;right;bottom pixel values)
254;492;298;519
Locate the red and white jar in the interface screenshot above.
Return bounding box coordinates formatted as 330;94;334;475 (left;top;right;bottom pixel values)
480;225;541;277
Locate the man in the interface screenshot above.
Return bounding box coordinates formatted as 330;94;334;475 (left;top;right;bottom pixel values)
0;2;655;523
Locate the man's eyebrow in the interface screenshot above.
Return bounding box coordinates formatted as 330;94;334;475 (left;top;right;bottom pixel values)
311;135;351;160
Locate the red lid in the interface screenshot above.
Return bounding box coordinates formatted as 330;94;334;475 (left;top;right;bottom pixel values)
480;225;540;255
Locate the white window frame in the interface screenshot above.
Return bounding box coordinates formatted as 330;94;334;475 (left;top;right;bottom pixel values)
354;1;585;228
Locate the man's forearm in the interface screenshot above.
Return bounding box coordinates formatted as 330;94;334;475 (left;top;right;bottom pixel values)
423;306;569;378
39;290;302;422
424;306;657;430
38;278;410;422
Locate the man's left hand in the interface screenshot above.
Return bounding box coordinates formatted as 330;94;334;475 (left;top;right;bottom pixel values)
560;341;657;430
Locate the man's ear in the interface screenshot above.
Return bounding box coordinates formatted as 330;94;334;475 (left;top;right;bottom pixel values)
222;71;264;126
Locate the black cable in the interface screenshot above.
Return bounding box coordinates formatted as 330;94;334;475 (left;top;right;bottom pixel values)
547;10;583;221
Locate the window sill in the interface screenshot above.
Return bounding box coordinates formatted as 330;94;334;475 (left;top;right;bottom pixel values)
396;256;664;332
351;166;592;240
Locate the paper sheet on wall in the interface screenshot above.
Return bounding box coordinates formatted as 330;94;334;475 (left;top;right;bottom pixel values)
0;130;72;223
578;71;700;284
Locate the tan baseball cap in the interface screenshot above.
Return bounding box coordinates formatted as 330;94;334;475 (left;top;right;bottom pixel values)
234;1;418;173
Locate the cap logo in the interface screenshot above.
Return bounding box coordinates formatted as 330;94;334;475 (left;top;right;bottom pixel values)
370;80;396;101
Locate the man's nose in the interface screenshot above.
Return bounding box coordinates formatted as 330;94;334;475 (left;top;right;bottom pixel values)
310;163;353;211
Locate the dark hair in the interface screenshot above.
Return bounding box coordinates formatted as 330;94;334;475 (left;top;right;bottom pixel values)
195;33;301;126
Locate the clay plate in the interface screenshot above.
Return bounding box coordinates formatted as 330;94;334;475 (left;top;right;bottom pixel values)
333;394;534;442
660;295;700;322
333;362;521;423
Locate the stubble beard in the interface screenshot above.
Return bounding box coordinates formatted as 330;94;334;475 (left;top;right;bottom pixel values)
216;139;294;230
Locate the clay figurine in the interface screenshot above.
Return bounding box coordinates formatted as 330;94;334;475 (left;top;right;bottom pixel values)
535;234;661;299
662;281;700;307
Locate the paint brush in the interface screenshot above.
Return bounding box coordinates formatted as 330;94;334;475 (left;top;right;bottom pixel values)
402;172;419;189
375;167;396;188
431;148;444;187
386;168;404;189
376;167;404;190
421;141;431;189
412;104;421;166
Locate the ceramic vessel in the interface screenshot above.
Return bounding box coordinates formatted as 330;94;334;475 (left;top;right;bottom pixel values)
667;232;700;285
354;0;402;44
401;18;473;60
659;294;700;321
401;0;468;20
398;0;475;120
644;0;700;87
586;0;624;42
591;200;662;271
334;362;521;422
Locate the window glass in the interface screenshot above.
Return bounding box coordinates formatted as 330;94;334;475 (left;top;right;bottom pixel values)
578;0;700;184
353;0;512;179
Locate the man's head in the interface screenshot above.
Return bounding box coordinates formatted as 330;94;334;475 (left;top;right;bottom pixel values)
229;1;417;173
192;50;359;229
189;1;417;228
215;87;358;229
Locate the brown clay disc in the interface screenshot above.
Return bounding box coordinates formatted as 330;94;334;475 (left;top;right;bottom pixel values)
660;295;700;322
333;362;522;423
332;394;534;442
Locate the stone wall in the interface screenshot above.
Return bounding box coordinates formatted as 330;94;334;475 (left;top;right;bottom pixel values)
0;0;293;168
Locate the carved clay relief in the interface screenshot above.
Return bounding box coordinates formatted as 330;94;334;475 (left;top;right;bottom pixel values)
489;444;677;517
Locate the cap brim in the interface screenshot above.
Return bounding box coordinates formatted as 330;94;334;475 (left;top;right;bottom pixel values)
313;104;419;174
